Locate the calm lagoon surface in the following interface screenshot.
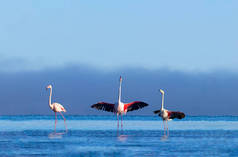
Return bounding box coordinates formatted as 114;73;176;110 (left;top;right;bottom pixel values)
0;115;238;157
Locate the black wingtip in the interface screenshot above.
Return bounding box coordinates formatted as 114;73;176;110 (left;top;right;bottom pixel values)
91;104;96;108
177;112;185;119
170;111;185;119
180;113;185;119
140;102;148;107
91;102;115;113
153;110;160;114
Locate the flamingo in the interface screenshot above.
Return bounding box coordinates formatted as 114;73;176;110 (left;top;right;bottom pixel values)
46;85;67;132
154;89;185;136
91;76;149;128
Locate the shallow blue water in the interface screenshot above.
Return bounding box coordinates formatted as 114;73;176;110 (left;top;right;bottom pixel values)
0;116;237;156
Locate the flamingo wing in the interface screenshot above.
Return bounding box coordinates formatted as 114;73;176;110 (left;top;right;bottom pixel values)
124;101;149;112
53;103;66;112
168;111;185;119
153;110;161;114
91;102;116;113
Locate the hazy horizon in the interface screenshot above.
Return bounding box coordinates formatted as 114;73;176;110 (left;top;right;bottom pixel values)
0;65;237;116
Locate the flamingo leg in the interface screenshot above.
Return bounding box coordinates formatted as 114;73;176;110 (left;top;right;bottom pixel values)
166;120;169;136
117;114;119;129
59;112;67;132
121;115;123;128
55;112;57;132
163;120;166;136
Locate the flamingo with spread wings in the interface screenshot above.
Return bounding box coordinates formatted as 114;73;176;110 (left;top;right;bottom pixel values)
91;76;149;128
154;89;185;136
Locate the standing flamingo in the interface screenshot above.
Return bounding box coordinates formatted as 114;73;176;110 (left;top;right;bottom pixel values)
154;89;185;136
91;76;149;128
46;85;67;132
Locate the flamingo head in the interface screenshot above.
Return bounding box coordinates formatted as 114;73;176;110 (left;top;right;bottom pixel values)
46;85;52;90
160;89;164;94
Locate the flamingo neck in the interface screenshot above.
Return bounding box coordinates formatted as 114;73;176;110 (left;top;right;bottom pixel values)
49;88;53;109
118;80;122;103
161;93;164;110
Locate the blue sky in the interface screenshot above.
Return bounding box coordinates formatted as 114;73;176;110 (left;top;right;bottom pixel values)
0;1;237;72
0;1;238;115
